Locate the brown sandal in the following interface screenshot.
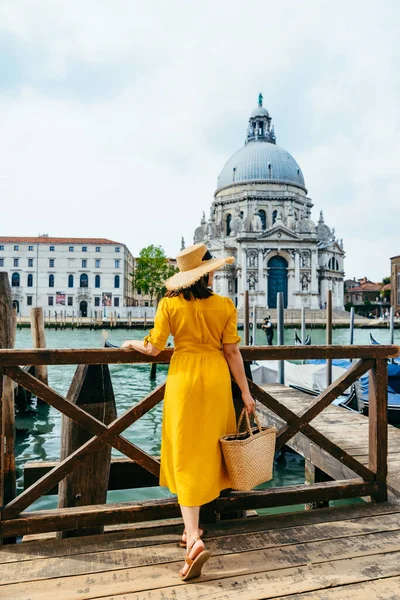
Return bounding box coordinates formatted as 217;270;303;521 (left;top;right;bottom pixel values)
179;536;211;581
178;527;204;548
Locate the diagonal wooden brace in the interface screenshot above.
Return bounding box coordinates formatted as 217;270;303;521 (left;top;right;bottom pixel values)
2;368;165;519
248;364;376;482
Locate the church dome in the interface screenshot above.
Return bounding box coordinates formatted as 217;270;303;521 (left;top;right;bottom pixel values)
217;141;306;191
216;95;306;193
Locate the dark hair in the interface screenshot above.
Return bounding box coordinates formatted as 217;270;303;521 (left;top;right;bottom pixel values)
165;250;214;301
165;273;213;301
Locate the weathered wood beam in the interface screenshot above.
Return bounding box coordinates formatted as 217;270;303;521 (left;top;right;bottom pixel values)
0;479;377;537
369;358;388;502
276;359;374;448
216;479;378;512
24;457;159;494
0;345;398;366
248;379;375;481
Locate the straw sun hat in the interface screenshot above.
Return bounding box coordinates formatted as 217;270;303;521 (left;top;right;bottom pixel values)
165;243;235;291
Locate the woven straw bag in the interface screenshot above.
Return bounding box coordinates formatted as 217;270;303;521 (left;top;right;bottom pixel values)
220;409;276;492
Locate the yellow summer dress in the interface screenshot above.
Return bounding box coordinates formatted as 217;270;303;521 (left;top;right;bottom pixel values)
144;293;240;506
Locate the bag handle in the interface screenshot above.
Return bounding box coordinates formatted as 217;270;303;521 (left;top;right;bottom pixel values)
236;408;263;437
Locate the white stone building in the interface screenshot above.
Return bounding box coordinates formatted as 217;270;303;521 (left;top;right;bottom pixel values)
194;96;345;309
0;236;134;317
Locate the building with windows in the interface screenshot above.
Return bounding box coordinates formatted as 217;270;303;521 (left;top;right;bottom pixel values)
193;96;345;309
0;236;134;316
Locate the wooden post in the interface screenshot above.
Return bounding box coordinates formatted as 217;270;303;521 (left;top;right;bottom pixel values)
243;290;249;346
326;290;332;387
252;305;257;346
0;274;17;543
301;306;306;345
277;292;284;384
58;364;117;537
349;307;355;345
71;311;74;329
390;307;394;363
369;358;388;502
30;308;48;386
305;459;332;510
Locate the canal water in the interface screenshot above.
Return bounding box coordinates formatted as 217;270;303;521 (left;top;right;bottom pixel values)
14;325;397;513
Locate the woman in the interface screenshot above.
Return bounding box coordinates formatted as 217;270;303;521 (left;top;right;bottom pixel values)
122;243;255;581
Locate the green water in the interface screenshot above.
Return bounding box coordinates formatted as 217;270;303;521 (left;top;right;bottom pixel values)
14;326;396;512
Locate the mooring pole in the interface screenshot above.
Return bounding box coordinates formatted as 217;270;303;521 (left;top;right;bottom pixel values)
277;292;285;384
30;307;48;386
301;306;306;345
244;290;250;346
326;290;332;387
390;306;395;363
252;305;257;346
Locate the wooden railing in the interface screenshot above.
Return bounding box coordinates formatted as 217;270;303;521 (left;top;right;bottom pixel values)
0;344;397;540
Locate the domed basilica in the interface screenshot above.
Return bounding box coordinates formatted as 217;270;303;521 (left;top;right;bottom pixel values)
193;95;345;310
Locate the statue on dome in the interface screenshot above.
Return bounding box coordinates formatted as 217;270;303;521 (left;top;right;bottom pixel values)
258;93;263;107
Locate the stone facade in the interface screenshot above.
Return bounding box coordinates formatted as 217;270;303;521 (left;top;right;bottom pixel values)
194;97;345;310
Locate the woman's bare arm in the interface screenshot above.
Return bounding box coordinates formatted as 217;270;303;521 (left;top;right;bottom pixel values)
121;340;161;356
223;343;255;413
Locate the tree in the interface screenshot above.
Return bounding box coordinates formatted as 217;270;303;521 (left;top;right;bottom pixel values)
131;245;177;306
382;276;391;285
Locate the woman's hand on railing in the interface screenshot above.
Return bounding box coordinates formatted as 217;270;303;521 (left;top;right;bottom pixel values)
242;392;256;414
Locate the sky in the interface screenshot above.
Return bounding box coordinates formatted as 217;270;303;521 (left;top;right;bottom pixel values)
0;0;399;281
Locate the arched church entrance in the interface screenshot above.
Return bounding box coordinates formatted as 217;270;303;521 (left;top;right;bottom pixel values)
80;301;88;317
268;256;288;308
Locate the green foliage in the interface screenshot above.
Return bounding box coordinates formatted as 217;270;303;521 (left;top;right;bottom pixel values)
131;245;177;305
382;276;391;285
344;301;354;312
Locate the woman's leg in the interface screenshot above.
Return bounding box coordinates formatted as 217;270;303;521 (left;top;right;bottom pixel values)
180;504;204;575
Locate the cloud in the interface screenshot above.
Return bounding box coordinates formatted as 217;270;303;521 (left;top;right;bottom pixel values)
0;0;399;280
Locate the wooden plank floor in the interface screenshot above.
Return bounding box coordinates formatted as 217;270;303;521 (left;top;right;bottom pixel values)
260;383;400;497
2;501;400;598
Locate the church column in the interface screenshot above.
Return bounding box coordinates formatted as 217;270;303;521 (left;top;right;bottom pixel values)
241;247;247;297
295;250;300;292
311;250;318;293
258;249;264;306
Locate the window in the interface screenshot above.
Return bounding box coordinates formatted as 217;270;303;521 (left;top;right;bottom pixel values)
67;296;73;306
49;259;54;267
114;297;120;307
28;245;34;251
226;213;232;236
27;274;33;287
115;247;120;253
272;210;277;225
82;246;87;252
14;258;19;267
69;246;74;252
95;259;101;268
144;301;149;307
82;259;87;268
114;275;120;288
259;209;267;230
95;274;101;288
137;288;141;295
0;245;4;250
28;258;33;267
0;259;3;267
50;246;55;251
114;259;120;268
27;296;33;306
96;246;101;253
14;245;19;251
48;296;54;306
11;273;20;287
95;297;100;307
68;274;74;288
80;273;88;288
49;274;55;287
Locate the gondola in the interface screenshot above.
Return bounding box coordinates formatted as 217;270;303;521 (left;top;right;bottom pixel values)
369;333;380;345
294;330;311;345
104;339;120;348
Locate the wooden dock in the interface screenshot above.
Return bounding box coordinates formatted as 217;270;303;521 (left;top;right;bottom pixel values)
258;383;400;498
2;501;400;598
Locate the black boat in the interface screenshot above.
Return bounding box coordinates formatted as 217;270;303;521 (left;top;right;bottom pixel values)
294;330;311;345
